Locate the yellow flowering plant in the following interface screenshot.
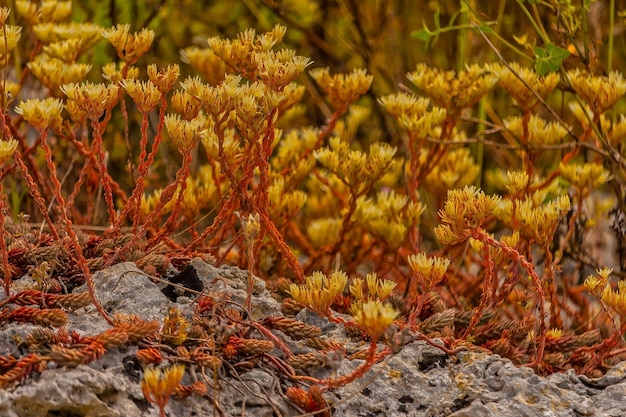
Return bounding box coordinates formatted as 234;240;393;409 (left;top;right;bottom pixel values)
2;1;626;413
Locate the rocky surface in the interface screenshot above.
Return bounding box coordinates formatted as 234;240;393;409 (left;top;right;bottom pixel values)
0;260;625;417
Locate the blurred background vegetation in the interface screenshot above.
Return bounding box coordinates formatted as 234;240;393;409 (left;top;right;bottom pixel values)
6;0;626;220
63;0;626;152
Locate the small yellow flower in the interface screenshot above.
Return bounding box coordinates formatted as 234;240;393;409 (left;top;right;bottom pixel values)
288;271;348;314
42;38;90;63
180;46;227;85
147;64;180;93
559;162;610;195
310;67;373;113
140;189;163;215
120;79;161;113
62;82;119;121
171;90;201;120
161;307;189;346
2;82;21;107
242;213;261;241
496;192;570;246
32;22;101;44
492;62;559;111
15;0;72;25
306;217;342;248
102;62;139;83
164;114;204;150
407;63;497;115
407;253;450;290
504;115;568;147
352;300;399;340
434;186;500;245
584;268;611;298
0;25;22;55
504;170;530;195
14;97;64;132
252;49;312;89
27;57;92;93
0;139;18;165
424;147;480;193
102;24;154;65
378;92;446;136
141;363;185;411
568;69;626;114
0;7;10;25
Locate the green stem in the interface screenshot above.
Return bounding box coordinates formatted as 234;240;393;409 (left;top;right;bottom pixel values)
515;0;550;45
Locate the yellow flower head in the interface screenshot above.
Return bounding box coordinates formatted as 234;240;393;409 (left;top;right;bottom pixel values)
15;0;72;25
102;62;139;83
504;115;568;147
141;363;185;408
171;90;201;120
568;69;626;114
27;57;92;93
310;67;373;113
147;64;180;93
61;82;119;120
120;79;161;113
559;162;610;195
407;63;497;115
102;25;154;65
288;270;348;314
164;114;204;151
584;268;611;298
493;62;559;111
352;300;399;340
0;7;10;25
180;46;227;85
434;186;500;245
0;25;22;56
378;92;446;136
15;97;64;132
407;252;450;290
0;139;18;165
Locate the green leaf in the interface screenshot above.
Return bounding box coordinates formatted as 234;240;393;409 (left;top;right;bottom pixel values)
411;28;432;43
533;43;570;75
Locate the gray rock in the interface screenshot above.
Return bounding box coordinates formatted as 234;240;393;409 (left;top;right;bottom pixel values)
2;260;626;416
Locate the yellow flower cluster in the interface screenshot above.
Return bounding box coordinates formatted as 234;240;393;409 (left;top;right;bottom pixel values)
434;186;500;245
497;191;570;246
354;190;424;249
407;252;450;292
314;137;397;193
288;271;348;314
504;115;568;147
568;69;626;115
352;300;399;340
15;0;72;25
310;67;374;113
491;62;559;112
423;147;480;194
378;92;446;137
559;162;610;197
14;97;64;132
101;24;155;65
349;273;397;303
141;363;185;411
407;63;497;115
61;82;119;121
585;268;626;316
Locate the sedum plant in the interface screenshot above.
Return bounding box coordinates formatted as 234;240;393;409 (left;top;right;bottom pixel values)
2;1;626;414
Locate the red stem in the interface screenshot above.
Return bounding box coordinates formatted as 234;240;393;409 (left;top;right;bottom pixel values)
38;129;112;324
